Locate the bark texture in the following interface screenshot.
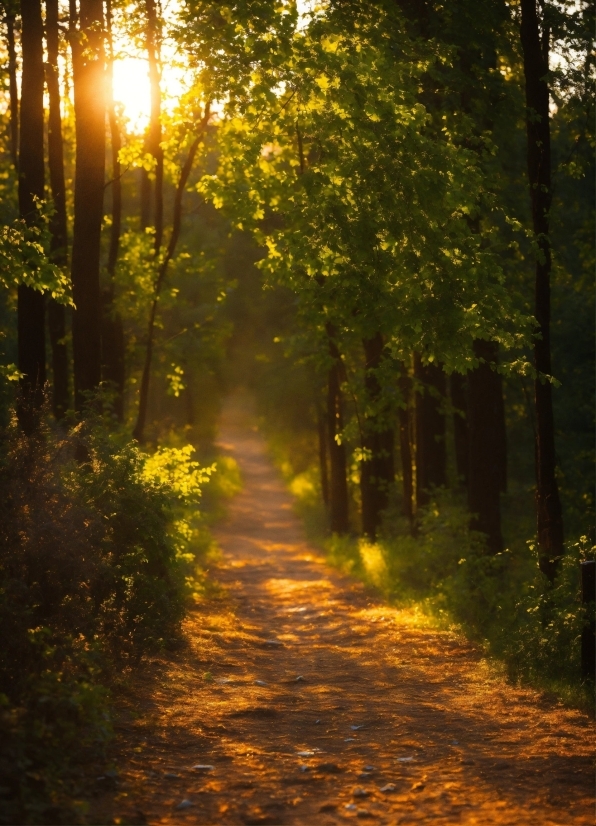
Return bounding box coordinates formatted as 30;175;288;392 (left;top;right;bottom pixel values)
133;109;210;442
520;0;564;582
398;362;414;531
140;0;164;252
101;0;126;421
18;0;46;432
467;340;504;554
360;334;394;540
70;0;105;411
6;11;19;168
317;401;330;508
46;0;70;419
326;326;349;534
451;372;469;487
414;356;446;509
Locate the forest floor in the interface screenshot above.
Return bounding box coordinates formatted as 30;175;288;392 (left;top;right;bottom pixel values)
87;395;594;826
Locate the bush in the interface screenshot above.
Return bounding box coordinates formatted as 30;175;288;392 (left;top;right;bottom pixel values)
272;434;594;710
0;412;211;823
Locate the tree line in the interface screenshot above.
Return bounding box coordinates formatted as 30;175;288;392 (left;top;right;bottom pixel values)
180;0;592;578
3;0;217;445
1;1;593;601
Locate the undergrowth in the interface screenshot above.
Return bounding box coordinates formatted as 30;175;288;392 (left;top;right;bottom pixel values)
0;410;239;824
265;428;595;715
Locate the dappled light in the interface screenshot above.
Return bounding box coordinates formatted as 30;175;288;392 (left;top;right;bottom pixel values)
0;0;592;821
88;395;593;825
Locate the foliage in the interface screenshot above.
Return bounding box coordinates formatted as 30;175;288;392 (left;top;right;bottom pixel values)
266;418;594;710
0;206;72;389
0;411;213;823
0;208;71;301
195;1;533;375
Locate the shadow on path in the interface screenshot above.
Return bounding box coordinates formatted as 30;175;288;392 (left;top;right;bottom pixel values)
89;393;594;826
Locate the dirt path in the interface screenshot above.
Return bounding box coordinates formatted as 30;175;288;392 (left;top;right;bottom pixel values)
90;399;593;826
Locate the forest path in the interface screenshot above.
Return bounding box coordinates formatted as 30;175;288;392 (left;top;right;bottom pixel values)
90;395;593;826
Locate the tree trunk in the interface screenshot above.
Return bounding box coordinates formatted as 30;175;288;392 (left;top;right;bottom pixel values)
45;0;70;420
495;368;507;494
143;0;163;253
133;108;210;442
360;333;394;540
140;168;151;229
101;0;126;421
520;0;564;582
467;340;503;554
317;400;330;508
326;325;349;534
17;0;46;433
414;355;446;508
185;379;195;426
451;372;469;487
398;362;414;531
6;11;19;169
69;0;105;412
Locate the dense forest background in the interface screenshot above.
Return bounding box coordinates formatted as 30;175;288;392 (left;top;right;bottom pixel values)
0;0;593;822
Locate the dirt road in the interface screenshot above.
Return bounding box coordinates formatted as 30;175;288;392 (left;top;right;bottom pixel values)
91;399;594;825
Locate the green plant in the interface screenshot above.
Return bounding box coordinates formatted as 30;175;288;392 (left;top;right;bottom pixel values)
0;410;213;822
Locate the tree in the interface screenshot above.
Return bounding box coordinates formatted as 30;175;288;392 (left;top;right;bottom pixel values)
101;0;125;420
45;0;70;419
132;106;211;443
17;0;46;432
140;0;164;252
398;361;415;531
316;397;330;508
3;2;18;169
451;373;469;486
326;326;349;534
69;0;105;411
467;340;504;553
360;334;394;540
414;356;446;509
188;1;530;547
520;0;564;582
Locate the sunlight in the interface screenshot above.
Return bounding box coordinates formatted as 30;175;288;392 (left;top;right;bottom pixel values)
112;51;189;131
111;56;150;129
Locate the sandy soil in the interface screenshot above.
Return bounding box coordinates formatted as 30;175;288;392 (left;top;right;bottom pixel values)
88;397;594;826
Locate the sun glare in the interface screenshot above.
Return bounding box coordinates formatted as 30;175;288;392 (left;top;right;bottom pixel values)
112;57;151;129
111;37;190;132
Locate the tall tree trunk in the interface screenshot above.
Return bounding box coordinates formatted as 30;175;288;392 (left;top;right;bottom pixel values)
451;372;469;487
45;0;70;420
414;355;446;508
141;0;163;252
467;340;504;554
140;168;151;230
495;369;507;495
133;107;210;442
317;399;330;508
69;0;105;412
398;361;414;532
101;0;125;421
360;333;394;540
5;11;18;169
184;378;195;426
520;0;564;583
17;0;46;434
326;325;349;534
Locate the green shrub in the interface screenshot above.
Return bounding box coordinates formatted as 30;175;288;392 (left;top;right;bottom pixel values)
0;413;212;823
273;437;594;710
